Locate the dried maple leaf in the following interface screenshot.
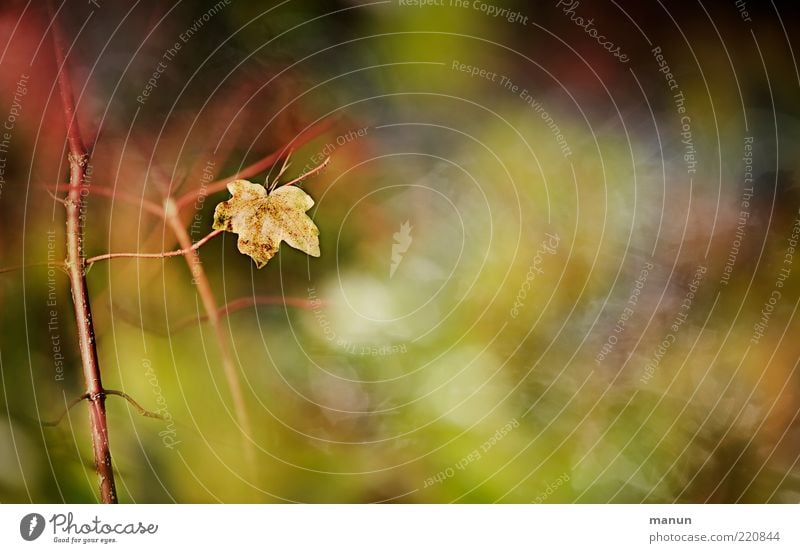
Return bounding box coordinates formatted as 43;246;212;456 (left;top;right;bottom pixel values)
212;179;320;268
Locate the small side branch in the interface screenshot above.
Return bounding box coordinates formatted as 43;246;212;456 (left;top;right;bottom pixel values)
105;389;166;420
85;229;222;266
40;393;90;427
40;390;165;427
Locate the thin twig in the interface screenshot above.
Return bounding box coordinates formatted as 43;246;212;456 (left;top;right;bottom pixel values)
281;155;330;188
267;150;293;192
40;393;90;427
85;229;222;266
105;389;166;420
45;187;68;205
41;390;166;427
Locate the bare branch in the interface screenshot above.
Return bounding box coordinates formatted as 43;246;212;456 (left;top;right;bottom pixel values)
50;1;117;503
41;390;166;426
85;229;223;266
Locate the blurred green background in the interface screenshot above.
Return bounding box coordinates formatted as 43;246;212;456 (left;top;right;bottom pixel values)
1;0;800;503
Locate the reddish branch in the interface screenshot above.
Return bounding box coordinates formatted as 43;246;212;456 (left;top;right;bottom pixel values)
43;118;335;218
150;140;330;473
50;11;117;504
164;209;256;467
175;117;335;210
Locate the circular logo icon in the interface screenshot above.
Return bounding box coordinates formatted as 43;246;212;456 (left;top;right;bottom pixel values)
19;513;45;541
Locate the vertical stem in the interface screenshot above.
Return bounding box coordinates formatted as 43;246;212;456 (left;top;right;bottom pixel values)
164;203;256;470
51;10;117;504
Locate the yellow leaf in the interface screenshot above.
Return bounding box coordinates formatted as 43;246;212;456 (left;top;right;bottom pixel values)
212;180;320;268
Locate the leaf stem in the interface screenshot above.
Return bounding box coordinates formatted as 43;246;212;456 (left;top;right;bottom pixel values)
281;156;330;188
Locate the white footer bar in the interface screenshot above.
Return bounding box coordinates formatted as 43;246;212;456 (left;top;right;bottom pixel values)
2;504;798;552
